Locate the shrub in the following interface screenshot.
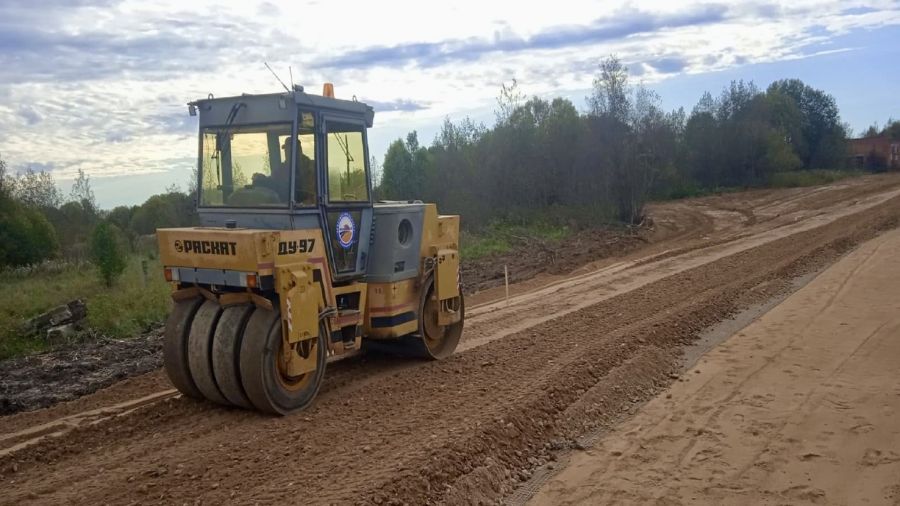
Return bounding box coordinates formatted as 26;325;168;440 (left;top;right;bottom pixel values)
90;222;127;286
0;193;59;266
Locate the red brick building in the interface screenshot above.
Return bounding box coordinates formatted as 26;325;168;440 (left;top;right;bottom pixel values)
848;135;900;170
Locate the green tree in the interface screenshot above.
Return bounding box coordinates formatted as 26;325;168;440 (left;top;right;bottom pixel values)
495;78;526;124
381;138;411;199
883;119;900;140
586;56;674;223
69;168;97;213
541;98;584;206
763;129;802;174
425;117;486;223
683;108;720;187
862;123;880;137
107;205;136;234
129;192;196;235
0;193;59;266
767;79;845;168
716;80;759;122
620;85;675;223
369;155;382;192
90;222;127;286
46;200;98;259
10;168;63;209
381;132;427;199
0;153;9;196
588;56;630;122
764;88;805;158
682;81;807;188
187;166;199;197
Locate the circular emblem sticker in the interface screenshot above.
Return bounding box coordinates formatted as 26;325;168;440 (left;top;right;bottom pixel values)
336;212;356;249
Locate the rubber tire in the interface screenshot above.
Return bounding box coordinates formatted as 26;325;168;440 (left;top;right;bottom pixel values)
239;308;327;415
187;300;230;405
163;297;204;399
410;277;465;360
211;305;255;409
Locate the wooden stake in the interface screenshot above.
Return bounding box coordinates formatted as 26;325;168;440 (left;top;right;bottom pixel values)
504;264;510;306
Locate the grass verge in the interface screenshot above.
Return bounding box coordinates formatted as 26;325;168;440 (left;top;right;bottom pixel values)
460;221;573;260
0;256;170;361
767;169;863;188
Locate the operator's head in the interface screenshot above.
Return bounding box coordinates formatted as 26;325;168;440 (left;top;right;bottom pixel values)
281;136;293;159
273;136;293;182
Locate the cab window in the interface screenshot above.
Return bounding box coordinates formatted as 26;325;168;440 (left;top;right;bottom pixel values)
294;112;317;206
325;121;369;202
199;123;291;207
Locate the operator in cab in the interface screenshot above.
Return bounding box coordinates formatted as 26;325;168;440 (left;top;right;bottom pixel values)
245;135;315;206
294;137;316;206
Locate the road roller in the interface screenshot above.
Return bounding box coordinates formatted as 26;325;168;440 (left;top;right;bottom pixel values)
156;85;463;414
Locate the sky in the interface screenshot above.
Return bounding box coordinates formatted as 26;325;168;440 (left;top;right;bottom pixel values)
0;0;898;209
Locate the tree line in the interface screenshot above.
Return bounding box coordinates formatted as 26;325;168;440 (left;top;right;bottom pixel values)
2;55;898;269
0;161;197;272
379;56;897;228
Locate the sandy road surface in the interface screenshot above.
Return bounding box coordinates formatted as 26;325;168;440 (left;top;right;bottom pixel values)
530;226;900;506
2;175;900;505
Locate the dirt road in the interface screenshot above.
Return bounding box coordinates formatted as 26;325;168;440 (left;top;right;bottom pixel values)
529;226;900;506
2;174;900;505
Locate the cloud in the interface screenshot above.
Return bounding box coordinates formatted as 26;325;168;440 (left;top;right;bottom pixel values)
0;3;299;85
364;99;429;112
17;104;42;125
11;0;119;7
315;4;730;70
0;25;230;85
703;54;723;66
256;1;280;16
842;6;879;16
18;162;56;174
104;132;131;144
148;112;198;136
646;57;689;74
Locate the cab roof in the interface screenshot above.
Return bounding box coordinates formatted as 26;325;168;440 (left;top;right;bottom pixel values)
192;89;375;128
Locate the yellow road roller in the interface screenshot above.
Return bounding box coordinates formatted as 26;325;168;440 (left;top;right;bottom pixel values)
157;85;463;414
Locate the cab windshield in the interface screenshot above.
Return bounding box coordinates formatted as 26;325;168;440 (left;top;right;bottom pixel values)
200;123;290;207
